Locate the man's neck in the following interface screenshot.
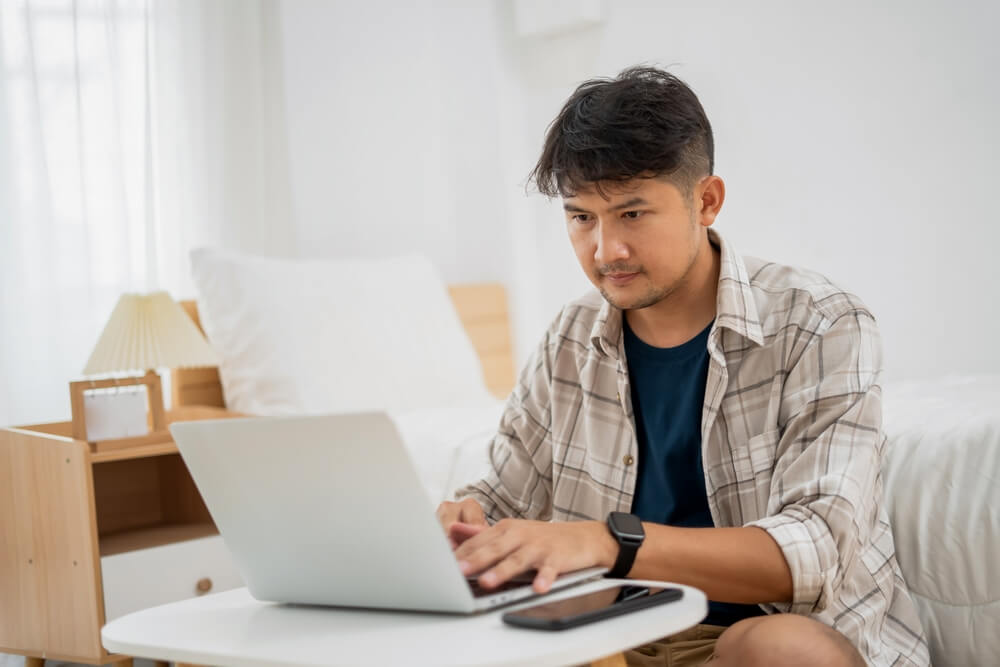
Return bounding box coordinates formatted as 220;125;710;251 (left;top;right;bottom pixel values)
624;234;721;348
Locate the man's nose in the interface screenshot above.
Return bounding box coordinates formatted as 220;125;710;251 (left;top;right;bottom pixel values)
594;223;630;265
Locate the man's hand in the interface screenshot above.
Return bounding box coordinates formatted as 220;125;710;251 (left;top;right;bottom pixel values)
452;518;617;594
436;498;488;547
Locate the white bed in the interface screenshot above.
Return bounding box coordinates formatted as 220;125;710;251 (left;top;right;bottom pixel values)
881;374;1000;666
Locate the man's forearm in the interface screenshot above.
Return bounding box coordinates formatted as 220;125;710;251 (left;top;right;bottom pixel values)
589;522;793;604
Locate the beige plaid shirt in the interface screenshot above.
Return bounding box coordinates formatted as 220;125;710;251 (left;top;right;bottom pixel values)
456;229;928;667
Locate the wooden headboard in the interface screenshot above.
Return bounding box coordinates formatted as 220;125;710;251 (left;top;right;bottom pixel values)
171;283;517;408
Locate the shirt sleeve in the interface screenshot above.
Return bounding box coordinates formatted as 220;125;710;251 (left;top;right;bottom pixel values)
452;314;559;523
745;309;885;615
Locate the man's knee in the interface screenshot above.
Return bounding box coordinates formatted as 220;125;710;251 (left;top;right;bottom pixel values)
711;614;865;667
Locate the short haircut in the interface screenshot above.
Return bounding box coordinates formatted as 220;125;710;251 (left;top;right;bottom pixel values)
529;66;714;200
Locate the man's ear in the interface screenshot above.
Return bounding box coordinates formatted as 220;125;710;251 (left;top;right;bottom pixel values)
696;175;725;227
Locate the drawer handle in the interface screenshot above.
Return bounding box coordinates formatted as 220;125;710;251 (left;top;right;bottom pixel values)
196;577;213;595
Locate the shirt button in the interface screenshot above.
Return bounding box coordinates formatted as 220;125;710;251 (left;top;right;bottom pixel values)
623;454;634;466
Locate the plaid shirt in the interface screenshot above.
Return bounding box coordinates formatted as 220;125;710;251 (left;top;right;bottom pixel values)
456;229;928;667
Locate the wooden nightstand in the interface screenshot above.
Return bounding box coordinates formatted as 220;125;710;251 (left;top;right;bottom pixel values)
0;406;245;666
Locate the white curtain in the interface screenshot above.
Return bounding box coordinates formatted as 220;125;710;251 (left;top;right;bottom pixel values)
0;0;293;427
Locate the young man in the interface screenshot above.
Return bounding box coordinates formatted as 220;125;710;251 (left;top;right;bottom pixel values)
437;67;928;666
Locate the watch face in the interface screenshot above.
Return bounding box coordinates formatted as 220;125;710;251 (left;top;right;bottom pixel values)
610;512;644;541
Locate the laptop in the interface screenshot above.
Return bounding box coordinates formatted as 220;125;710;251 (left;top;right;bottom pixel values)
169;413;606;613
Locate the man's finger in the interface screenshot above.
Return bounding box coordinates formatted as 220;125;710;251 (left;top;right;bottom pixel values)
436;501;459;526
456;528;520;576
478;547;536;589
453;522;504;562
533;564;560;594
459;500;488;526
449;521;488;546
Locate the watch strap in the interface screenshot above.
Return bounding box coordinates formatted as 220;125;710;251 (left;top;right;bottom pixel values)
607;513;643;578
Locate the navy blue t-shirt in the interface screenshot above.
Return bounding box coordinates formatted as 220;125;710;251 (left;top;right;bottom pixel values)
624;316;764;627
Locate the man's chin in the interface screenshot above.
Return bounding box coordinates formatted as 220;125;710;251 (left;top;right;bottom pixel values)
597;284;667;311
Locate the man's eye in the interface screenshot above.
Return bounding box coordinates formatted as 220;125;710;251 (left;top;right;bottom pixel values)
622;210;642;220
572;214;592;223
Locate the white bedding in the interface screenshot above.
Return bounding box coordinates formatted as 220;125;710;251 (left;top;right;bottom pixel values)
882;375;1000;666
391;401;504;504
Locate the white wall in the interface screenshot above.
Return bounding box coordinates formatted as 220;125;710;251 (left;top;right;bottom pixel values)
279;0;510;284
279;0;1000;382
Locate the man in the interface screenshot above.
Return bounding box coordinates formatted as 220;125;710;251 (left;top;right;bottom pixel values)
437;67;928;666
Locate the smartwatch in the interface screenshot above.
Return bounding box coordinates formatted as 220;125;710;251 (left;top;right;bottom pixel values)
606;511;645;578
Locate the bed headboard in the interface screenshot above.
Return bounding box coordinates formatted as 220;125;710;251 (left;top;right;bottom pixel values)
171;283;517;408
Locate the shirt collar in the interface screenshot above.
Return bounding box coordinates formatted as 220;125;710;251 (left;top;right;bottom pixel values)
589;228;764;360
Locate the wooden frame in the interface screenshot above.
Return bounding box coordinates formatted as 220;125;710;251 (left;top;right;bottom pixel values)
172;282;518;408
69;371;170;452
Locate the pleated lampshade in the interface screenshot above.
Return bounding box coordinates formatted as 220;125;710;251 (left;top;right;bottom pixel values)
82;291;220;375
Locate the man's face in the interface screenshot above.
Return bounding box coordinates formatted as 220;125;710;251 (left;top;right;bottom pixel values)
563;176;709;311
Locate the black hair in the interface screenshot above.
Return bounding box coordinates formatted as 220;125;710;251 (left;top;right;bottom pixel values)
529;66;714;199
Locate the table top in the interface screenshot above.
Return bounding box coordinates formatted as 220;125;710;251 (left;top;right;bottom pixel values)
102;580;707;667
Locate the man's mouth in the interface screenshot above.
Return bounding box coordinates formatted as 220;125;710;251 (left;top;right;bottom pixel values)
603;272;639;285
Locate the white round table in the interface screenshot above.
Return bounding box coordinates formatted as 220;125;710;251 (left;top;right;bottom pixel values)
102;579;708;667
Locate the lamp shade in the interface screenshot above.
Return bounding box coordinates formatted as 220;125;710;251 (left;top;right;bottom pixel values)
82;291;220;375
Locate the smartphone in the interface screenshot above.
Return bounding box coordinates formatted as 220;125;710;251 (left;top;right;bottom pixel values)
501;585;683;631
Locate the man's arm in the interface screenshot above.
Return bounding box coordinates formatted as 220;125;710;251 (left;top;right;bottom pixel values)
741;309;885;614
455;310;883;607
629;309;883;607
453;518;793;599
439;312;562;533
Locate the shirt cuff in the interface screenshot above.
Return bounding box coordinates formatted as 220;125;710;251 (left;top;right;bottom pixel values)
746;510;835;614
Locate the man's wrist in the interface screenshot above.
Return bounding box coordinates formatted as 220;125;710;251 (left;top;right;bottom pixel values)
589;520;619;569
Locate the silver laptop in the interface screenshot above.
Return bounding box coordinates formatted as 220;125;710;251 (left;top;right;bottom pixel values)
169;413;606;613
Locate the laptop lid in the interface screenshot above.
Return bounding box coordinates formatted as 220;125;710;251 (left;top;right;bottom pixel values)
170;413;604;614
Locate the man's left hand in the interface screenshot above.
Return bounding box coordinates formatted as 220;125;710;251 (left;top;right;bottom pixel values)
450;518;617;593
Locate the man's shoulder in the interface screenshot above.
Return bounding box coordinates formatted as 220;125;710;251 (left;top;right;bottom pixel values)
742;255;875;327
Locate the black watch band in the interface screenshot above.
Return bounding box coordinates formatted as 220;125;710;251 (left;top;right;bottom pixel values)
606;511;645;578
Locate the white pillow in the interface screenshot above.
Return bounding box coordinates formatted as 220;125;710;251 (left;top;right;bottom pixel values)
189;248;493;416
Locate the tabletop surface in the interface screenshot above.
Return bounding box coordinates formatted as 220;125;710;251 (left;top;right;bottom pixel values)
102;579;708;667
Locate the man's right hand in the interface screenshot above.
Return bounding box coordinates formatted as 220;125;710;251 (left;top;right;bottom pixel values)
436;498;488;549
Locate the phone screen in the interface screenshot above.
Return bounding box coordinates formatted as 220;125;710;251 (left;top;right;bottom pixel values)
511;585;661;619
503;585;683;630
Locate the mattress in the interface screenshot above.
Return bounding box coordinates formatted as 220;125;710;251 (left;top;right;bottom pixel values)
882;375;1000;666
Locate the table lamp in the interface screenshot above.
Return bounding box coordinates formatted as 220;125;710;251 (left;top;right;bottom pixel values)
70;291;220;450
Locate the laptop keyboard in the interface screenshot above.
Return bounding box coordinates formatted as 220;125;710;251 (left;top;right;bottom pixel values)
467;571;537;598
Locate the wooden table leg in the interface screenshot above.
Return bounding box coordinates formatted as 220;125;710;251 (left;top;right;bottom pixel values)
24;659;44;667
591;653;627;667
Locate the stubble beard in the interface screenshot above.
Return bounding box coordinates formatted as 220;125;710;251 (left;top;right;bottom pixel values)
598;277;675;311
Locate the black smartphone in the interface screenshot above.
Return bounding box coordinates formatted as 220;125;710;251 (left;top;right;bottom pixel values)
501;585;683;631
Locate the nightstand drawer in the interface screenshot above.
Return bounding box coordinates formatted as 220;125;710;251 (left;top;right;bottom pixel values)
101;534;244;622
